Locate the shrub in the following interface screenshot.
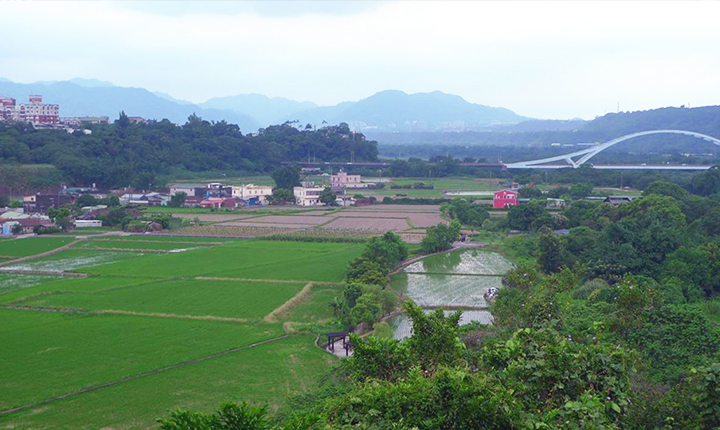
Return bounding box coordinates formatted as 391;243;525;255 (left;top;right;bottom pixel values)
572;278;610;300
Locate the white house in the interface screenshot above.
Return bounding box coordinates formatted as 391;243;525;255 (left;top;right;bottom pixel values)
74;220;103;228
169;183;205;197
231;184;273;204
293;186;325;206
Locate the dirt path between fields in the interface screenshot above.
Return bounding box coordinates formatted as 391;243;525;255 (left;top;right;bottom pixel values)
0;334;291;417
0;305;249;323
0;239;83;268
263;282;314;323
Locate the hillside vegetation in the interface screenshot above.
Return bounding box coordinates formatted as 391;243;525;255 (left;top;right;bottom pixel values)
0;117;377;189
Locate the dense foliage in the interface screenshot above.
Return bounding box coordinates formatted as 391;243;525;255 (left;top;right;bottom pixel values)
441;199;489;227
0;118;378;189
420;220;461;253
332;232;408;329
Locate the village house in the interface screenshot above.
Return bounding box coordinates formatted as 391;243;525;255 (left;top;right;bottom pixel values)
493;190;519;209
1;217;54;235
74;220;103;228
546;198;566;208
23;193;75;214
603;196;638;205
294;185;325;206
169;183;232;200
169;183;207;198
231;184;272;206
119;192;170;206
330;170;362;191
199;197;239;209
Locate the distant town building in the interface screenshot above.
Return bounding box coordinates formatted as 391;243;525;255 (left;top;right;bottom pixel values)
128;116;149;125
169;183;232;199
231;184;273;204
74;220;103;228
294;185;325;206
330;170;361;190
603;196;637;205
0;95;59;126
493;190;518;209
23;193;75;214
60;116;110;127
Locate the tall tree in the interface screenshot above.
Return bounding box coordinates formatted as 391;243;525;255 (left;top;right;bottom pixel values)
271;166;300;190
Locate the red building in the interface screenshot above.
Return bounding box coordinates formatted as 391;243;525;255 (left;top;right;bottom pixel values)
493;190;518;209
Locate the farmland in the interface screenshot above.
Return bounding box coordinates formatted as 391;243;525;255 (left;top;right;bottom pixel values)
167;205;445;243
389;249;513;339
0;237;362;429
0;237;76;258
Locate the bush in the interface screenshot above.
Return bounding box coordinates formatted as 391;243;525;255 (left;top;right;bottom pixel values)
33;225;62;235
420;221;461;254
572;278;610;300
502;262;540;290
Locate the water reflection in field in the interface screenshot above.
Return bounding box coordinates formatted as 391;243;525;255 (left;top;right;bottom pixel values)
390;249;512;340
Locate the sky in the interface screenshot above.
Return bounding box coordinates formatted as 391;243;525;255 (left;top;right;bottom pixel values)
1;1;719;120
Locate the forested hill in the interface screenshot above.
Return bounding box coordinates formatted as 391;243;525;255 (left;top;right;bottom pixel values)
582;105;720;137
0;116;378;189
368;104;720;146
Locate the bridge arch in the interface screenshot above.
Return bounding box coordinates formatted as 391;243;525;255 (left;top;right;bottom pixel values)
505;130;720;169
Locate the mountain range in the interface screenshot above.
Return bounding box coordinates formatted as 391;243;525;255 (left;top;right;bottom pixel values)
0;78;528;133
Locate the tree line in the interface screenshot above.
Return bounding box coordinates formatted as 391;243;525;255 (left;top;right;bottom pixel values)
0;114;378;189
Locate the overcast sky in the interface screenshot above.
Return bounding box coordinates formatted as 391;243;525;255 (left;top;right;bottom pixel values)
1;1;718;119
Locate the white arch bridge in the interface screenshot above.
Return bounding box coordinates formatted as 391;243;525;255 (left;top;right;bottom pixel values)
504;130;720;170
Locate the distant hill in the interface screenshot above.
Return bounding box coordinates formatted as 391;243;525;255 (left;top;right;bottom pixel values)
200;93;317;127
286;90;528;132
0;80;259;132
0;79;531;134
582;105;720;138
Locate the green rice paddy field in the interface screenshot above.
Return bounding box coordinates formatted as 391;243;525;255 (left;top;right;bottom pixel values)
0;237;76;258
0;237;359;429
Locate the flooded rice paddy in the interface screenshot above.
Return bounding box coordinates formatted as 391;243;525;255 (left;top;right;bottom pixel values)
390;249;512;340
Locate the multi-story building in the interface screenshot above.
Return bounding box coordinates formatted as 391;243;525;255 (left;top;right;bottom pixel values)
23;193;75;214
493;190;518;209
0;95;59;125
231;184;273;204
0;97;16;121
330;170;361;190
293;185;325;206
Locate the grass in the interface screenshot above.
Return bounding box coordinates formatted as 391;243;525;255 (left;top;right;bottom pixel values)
0;273;69;297
74;239;218;251
95;235;240;243
3;335;335;430
361;177;500;198
21;279;306;320
82;241;362;282
0;237;356;429
0;276;152;304
696;297;720;326
0;249;145;272
0;308;283;412
0;237;76;258
282;283;342;323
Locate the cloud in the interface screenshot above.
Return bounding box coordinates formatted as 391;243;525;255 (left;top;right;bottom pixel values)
0;1;718;119
113;1;387;18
